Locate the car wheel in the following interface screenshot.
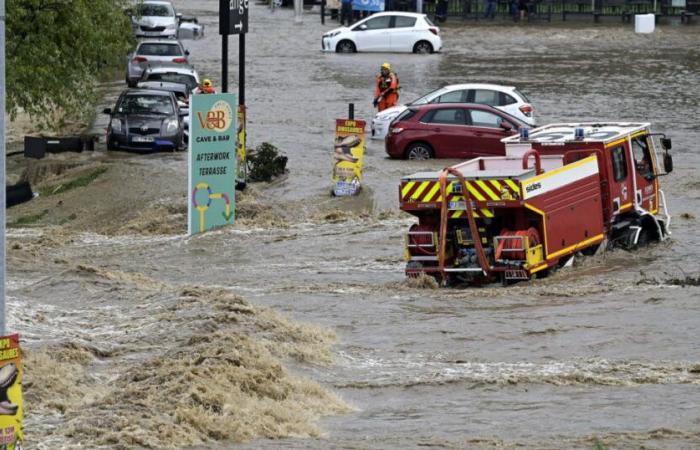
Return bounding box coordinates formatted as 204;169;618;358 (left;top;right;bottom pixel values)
336;40;356;53
405;143;433;160
413;41;433;54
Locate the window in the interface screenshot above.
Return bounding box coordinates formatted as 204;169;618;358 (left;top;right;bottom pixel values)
469;110;504;128
424;108;467;125
514;89;530;102
119;95;174;115
394;16;416;28
137;4;174;17
611;146;628;182
437;90;466;103
500;93;517;106
472;89;499;106
358;16;391;30
395;108;416;122
631;135;653;177
147;73;197;90
138;44;182;56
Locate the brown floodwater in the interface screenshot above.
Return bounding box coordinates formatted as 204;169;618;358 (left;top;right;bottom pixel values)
7;1;700;448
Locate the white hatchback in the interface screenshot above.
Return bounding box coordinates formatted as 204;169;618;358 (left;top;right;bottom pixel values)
322;12;442;54
371;83;536;139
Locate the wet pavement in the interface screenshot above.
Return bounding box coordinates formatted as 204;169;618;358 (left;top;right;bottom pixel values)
8;1;700;448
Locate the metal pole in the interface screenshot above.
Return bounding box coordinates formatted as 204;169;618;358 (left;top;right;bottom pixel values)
222;34;228;93
239;34;245;105
294;0;303;22
417;0;423;13
348;103;354;119
0;0;6;335
321;0;325;24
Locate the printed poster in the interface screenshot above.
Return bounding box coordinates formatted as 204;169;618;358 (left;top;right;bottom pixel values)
352;0;385;12
188;93;238;235
332;119;366;197
236;105;247;185
0;334;23;450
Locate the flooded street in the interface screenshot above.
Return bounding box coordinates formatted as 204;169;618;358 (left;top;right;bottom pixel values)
7;1;700;448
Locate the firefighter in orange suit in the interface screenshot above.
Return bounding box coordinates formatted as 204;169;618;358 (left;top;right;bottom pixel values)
373;63;399;112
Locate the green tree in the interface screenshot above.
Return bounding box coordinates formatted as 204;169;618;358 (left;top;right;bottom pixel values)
6;0;134;125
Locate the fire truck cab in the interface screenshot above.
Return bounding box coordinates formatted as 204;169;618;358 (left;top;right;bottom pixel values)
399;122;673;284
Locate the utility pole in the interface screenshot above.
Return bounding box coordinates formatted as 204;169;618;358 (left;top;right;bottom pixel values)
294;0;303;23
0;0;7;335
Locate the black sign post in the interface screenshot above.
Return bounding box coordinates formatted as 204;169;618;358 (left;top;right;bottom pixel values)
220;0;249;189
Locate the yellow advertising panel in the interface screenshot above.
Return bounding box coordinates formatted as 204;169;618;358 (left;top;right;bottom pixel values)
236;105;247;185
0;334;23;449
332;119;366;196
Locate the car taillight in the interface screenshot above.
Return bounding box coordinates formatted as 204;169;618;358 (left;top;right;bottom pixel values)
133;56;148;63
428;27;439;36
172;57;187;63
390;127;404;134
519;104;533;117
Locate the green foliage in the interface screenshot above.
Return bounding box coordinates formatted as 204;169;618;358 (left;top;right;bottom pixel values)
39;166;108;196
247;143;288;182
6;0;135;125
12;209;48;226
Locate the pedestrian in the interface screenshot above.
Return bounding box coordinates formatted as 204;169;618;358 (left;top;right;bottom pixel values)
484;0;497;19
340;0;353;26
373;63;399;112
518;0;528;20
435;0;448;22
195;79;216;94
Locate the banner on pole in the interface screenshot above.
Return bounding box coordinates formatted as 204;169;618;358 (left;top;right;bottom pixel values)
332;119;366;197
188;93;238;235
0;334;23;450
352;0;385;12
236;105;247;185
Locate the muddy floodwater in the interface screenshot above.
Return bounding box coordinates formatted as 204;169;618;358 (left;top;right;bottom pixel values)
7;1;700;449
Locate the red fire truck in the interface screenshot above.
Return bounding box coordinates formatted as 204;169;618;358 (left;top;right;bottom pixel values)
399;123;674;285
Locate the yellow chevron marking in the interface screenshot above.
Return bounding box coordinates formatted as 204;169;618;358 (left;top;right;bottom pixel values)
505;179;520;194
451;211;463;219
475;180;500;201
401;181;416;198
480;209;494;218
435;195;443;202
411;181;430;200
465;182;486;201
422;183;441;202
489;179;502;192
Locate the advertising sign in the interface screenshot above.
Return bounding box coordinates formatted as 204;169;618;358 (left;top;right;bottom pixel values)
352;0;385;12
236;105;247;185
188;93;238;235
220;0;249;34
0;335;23;450
332;119;366;196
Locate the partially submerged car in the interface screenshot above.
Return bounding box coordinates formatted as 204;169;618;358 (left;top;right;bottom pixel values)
131;0;180;39
104;88;186;152
138;63;200;93
126;39;190;87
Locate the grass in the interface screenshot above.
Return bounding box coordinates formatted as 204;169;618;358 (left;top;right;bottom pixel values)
40;166;108;197
12;210;49;227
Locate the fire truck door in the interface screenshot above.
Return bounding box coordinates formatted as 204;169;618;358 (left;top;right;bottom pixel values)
629;134;659;213
607;143;632;215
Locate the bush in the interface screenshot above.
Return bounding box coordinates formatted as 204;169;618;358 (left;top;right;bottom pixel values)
247;143;288;182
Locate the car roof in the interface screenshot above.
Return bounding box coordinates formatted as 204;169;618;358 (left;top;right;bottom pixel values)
140;0;174;5
137;39;183;45
145;63;196;74
442;83;517;92
364;11;427;18
124;88;175;97
410;102;504;111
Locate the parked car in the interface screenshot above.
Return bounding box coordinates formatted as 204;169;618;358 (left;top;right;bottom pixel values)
126;39;190;87
385;103;526;160
372;84;535;139
131;0;180;39
321;12;442;54
104;89;186;152
138;63;200;92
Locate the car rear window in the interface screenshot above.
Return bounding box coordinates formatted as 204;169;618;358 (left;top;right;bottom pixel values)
148;73;197;90
138;44;182;56
514;89;530;102
424;16;436;27
500;93;517;106
119;95;174;115
472;89;499;106
394;16;417;28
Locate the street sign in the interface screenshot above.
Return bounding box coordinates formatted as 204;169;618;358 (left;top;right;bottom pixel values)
220;0;249;35
188;93;238;235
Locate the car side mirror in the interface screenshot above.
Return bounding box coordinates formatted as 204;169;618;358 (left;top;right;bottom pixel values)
500;122;513;131
179;107;189;116
663;153;673;173
103;108;112;115
661;137;672;150
358;24;367;31
185;50;190;56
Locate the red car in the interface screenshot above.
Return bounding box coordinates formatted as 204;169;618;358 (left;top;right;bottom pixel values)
385;103;526;160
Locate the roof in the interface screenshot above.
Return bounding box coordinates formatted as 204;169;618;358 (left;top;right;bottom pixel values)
369;12;428;17
502;123;651;145
124;88;175;97
443;83;517;92
144;63;197;74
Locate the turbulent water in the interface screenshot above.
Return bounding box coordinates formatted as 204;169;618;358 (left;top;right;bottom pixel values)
6;1;700;449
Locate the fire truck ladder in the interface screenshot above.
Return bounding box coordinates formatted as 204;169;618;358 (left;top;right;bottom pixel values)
437;167;491;279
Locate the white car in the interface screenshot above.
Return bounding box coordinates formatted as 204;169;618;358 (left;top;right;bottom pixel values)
321;12;442;54
371;83;536;139
132;0;180;39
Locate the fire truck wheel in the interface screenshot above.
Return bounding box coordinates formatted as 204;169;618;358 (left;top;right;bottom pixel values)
636;227;650;247
405;143;434;160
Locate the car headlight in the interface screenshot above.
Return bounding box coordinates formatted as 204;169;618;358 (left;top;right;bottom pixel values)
164;118;179;133
110;118;122;133
324;31;341;39
166;23;177;30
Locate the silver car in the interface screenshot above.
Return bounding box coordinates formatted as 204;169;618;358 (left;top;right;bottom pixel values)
131;0;179;39
137;63;200;92
126;39;190;87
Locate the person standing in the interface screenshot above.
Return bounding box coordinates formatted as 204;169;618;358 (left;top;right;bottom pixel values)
340;0;353;26
373;63;399;112
484;0;497;19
